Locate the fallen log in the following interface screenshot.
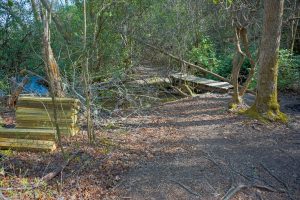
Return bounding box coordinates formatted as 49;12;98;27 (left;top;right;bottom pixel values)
136;39;256;95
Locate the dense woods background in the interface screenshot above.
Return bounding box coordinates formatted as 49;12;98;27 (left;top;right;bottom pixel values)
0;0;299;98
0;1;300;199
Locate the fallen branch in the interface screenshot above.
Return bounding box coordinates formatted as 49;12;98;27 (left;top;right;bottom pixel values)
136;39;256;95
170;85;190;97
8;76;29;108
222;183;278;200
0;151;81;191
137;39;229;82
170;179;201;197
260;163;291;198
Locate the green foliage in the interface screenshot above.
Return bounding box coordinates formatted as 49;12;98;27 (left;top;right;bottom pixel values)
188;36;219;71
278;49;300;91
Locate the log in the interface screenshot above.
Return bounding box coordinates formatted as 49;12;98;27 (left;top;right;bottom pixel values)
0;128;55;140
0;137;56;152
136;39;256;95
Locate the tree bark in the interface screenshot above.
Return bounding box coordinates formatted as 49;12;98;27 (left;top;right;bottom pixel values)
30;0;41;22
43;9;64;97
246;0;287;122
40;0;70;42
230;27;245;107
83;0;95;143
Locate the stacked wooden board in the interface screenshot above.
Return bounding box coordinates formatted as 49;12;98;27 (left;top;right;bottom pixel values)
0;97;80;152
16;97;80;137
0;128;56;151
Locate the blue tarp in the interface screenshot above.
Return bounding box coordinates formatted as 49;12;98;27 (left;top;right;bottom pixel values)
22;76;49;96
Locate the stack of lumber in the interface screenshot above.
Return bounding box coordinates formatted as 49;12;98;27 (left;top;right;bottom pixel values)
16;97;80;137
0;128;56;151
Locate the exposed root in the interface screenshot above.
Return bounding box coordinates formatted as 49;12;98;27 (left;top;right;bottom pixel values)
222;183;278;200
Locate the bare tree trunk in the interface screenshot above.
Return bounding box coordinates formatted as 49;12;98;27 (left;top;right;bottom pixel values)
239;28;257;97
83;0;95;143
246;0;287;122
30;0;41;22
43;9;64;155
230;27;245;108
40;0;70;42
290;17;299;53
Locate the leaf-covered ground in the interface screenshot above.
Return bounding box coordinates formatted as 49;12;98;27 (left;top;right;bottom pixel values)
0;92;299;199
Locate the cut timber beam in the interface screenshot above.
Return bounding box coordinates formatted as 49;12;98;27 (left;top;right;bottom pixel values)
0;137;56;152
0;128;56;140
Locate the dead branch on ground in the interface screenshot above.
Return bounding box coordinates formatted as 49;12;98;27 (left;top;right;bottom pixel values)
0;151;81;192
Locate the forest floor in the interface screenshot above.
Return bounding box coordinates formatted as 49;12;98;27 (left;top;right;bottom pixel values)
0;65;299;200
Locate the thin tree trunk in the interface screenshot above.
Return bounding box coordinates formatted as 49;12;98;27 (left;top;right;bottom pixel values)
30;0;41;22
43;10;64;155
40;0;70;42
83;0;94;143
230;27;245;107
290;17;299;54
246;0;287;122
239;28;257;97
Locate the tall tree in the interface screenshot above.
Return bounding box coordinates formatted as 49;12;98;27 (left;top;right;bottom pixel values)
246;0;287;122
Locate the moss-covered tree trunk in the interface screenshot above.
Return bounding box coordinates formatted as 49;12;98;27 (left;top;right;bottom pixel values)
246;0;287;122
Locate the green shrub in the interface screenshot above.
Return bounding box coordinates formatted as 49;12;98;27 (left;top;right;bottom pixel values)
187;36;219;71
278;49;300;91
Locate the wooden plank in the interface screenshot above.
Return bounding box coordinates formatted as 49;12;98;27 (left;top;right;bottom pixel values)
18;96;80;104
171;73;233;92
16;107;79;115
16;114;77;122
16;103;80;110
0;138;56;151
0;128;55;140
0;138;56;152
15;124;79;136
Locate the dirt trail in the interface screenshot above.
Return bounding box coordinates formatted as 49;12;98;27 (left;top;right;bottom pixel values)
107;91;300;199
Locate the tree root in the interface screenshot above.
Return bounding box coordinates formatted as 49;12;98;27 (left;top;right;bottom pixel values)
222;183;278;200
170;179;201;197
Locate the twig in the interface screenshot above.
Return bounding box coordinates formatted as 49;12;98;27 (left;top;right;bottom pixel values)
0;191;9;200
170;179;201;197
0;151;81;191
222;183;277;200
222;184;246;200
260;163;292;199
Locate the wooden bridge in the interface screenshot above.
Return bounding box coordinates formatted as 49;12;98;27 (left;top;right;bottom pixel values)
171;73;233;93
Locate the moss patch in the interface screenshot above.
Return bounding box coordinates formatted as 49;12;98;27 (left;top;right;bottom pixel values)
242;105;288;123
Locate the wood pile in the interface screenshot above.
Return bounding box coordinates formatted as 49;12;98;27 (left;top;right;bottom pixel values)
16;97;80;137
0;97;80;152
0;128;56;151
